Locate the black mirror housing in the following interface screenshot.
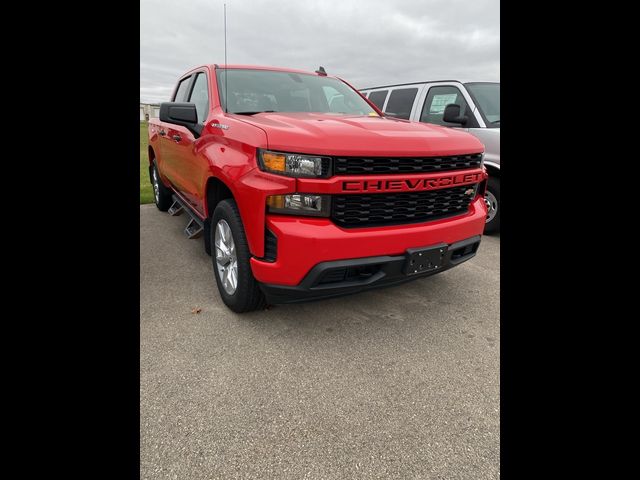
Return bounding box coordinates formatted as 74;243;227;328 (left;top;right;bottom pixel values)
442;104;468;125
159;102;198;126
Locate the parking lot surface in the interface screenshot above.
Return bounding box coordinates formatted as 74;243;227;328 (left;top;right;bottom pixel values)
140;204;500;479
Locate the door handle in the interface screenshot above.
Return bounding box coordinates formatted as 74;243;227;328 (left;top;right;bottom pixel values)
172;135;182;142
159;129;166;136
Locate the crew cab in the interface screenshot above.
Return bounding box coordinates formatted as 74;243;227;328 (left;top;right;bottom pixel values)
360;81;500;232
147;65;488;312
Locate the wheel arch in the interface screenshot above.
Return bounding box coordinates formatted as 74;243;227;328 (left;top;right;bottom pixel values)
485;163;500;179
204;176;235;218
203;175;235;257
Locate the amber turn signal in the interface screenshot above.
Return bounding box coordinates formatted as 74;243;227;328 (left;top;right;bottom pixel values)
266;195;286;209
261;152;286;173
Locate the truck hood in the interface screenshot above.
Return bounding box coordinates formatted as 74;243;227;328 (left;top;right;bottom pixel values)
235;112;485;156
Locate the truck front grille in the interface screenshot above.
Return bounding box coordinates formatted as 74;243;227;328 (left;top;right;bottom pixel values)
333;153;482;175
331;184;476;228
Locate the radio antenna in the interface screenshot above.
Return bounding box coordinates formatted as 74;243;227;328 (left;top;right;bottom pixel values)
224;3;228;113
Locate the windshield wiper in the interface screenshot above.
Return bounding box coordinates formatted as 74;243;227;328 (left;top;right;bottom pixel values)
491;120;500;125
232;110;276;115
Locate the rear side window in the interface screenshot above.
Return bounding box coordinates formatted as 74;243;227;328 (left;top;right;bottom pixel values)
188;73;210;123
385;88;418;119
420;85;469;126
173;76;192;102
368;90;389;109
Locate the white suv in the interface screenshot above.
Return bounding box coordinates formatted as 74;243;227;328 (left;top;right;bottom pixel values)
360;81;500;233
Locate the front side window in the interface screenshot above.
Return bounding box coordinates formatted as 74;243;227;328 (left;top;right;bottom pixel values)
385;88;418;119
216;69;377;116
173;76;192;102
188;73;210;123
466;82;500;126
420;86;469;126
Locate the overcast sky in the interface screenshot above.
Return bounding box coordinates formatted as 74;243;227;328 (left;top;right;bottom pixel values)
140;0;499;103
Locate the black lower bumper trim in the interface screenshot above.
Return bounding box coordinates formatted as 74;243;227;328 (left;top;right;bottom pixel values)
259;235;481;304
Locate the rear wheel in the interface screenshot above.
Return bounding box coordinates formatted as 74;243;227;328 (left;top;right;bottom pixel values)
211;199;266;312
151;162;173;211
483;176;500;234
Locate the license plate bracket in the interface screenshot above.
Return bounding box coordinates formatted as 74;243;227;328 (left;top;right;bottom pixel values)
404;244;447;276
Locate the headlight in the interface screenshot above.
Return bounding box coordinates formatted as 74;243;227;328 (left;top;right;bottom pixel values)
258;150;329;178
266;194;331;217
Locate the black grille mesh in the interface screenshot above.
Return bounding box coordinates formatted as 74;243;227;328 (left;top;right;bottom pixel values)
332;184;476;227
263;229;277;262
333;153;482;175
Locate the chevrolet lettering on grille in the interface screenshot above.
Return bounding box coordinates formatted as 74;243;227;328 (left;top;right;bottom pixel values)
341;172;483;193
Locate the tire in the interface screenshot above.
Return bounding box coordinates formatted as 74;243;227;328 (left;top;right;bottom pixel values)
483;176;500;234
150;162;173;212
211;199;266;312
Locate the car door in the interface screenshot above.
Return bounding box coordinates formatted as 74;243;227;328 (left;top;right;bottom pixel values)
157;74;193;188
162;71;211;214
413;83;482;130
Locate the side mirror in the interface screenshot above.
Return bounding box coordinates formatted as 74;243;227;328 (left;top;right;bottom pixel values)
443;104;468;125
159;102;198;126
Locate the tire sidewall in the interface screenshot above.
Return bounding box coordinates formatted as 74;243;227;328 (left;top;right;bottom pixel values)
211;200;259;311
151;162;172;211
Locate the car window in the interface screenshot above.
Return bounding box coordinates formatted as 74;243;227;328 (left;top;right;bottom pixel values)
420;85;469;126
323;85;361;113
188;73;210;123
216;69;376;115
385;88;418;120
368;90;389;109
173;76;192;102
466;83;500;126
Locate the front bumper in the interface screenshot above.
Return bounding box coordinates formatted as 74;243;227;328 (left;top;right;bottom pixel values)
250;196;486;287
259;235;481;304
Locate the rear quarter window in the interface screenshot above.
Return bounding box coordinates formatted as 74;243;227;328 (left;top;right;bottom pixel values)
385;88;418;119
368;90;389;109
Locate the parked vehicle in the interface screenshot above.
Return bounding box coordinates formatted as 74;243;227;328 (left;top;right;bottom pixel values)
360;81;500;233
147;65;488;312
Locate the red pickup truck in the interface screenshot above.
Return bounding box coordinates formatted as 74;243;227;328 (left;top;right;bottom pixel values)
148;64;488;312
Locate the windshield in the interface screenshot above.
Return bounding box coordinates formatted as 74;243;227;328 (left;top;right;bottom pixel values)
216;69;377;116
466;83;500;126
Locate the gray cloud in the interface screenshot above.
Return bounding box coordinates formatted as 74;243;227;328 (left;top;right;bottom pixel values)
140;0;499;103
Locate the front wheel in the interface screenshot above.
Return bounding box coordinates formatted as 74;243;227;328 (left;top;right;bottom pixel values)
211;199;266;312
483;176;500;234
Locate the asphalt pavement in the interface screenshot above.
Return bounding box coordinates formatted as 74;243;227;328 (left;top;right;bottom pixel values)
140;204;500;479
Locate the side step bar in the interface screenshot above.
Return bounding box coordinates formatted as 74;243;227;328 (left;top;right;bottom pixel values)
170;194;204;240
168;200;183;216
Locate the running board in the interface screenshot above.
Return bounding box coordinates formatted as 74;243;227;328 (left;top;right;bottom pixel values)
170;194;205;239
168;200;183;216
185;218;203;239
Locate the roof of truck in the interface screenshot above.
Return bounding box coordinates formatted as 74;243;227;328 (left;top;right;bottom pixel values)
211;64;334;77
360;80;499;90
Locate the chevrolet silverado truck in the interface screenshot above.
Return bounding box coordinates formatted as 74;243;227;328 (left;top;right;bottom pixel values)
147;65;488;312
360;81;500;233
